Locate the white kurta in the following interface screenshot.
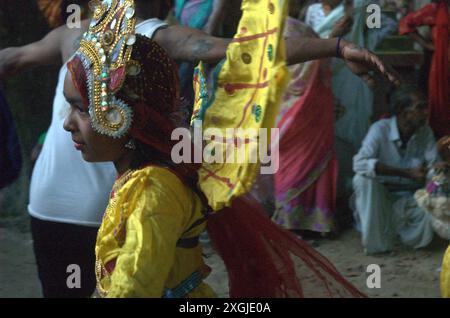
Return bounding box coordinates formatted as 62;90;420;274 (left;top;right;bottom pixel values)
351;117;438;254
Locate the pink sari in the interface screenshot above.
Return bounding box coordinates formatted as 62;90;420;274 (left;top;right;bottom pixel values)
272;18;337;233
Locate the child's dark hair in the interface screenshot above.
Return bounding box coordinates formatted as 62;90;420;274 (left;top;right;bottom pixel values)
130;140;171;171
130;139;200;191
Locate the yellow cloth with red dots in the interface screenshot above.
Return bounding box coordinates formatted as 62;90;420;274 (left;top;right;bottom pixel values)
193;0;290;211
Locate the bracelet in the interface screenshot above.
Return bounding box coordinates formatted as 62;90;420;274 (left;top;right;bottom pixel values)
336;37;343;58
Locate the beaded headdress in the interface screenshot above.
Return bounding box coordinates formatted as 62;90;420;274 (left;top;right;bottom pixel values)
76;0;138;138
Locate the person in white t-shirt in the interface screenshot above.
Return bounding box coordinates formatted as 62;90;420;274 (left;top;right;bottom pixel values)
0;2;171;298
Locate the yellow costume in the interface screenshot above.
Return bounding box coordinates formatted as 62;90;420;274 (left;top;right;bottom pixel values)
95;166;215;298
70;0;367;298
193;0;289;211
81;0;289;298
442;246;450;297
440;180;450;297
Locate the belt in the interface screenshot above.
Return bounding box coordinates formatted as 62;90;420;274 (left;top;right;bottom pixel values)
163;271;203;298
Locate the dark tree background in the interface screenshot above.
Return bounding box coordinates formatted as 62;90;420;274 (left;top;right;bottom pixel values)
0;0;59;230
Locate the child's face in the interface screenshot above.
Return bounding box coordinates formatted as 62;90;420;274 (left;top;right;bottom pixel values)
62;72;129;163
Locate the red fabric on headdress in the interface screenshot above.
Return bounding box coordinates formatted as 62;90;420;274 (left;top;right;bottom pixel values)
67;35;182;157
67;57;89;108
68;35;200;180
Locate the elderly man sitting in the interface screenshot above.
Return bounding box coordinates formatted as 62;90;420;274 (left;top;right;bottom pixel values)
352;85;438;255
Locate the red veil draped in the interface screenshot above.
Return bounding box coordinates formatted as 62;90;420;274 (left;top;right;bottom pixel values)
204;17;362;296
208;196;365;297
400;2;450;138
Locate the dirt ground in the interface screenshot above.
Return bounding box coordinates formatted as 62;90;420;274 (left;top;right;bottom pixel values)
0;223;447;298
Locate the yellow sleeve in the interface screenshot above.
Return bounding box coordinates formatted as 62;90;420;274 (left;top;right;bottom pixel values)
106;171;191;298
442;245;450;298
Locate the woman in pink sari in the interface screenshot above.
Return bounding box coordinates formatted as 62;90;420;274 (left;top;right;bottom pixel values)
272;12;339;235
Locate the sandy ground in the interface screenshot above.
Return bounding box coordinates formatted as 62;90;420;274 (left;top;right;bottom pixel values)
0;225;447;298
0;227;42;298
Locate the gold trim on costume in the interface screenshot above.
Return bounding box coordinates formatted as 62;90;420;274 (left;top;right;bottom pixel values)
76;0;137;138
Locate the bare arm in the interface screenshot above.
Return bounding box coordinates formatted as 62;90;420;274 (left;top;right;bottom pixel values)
0;25;65;79
155;26;399;85
286;37;400;85
285;37;338;64
376;162;411;179
376;162;426;183
154;26;231;64
158;25;339;65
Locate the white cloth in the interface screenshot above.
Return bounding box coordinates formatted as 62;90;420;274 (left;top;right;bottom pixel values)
304;3;326;31
351;117;438;254
353;117;438;188
352;174;397;253
352;175;434;254
28;18;168;227
392;194;434;249
135;18;168;38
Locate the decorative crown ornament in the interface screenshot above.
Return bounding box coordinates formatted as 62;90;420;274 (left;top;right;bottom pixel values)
76;0;137;138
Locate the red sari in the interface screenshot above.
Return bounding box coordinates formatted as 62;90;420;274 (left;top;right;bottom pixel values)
400;2;450;138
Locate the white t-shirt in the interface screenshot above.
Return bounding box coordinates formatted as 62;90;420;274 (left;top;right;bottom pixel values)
28;19;168;227
304;3;326;30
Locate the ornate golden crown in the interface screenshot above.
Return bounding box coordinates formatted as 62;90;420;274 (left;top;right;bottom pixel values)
76;0;137;138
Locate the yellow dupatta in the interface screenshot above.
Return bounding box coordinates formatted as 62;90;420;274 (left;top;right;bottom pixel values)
192;0;290;211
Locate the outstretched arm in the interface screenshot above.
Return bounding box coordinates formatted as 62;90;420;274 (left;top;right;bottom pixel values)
286;37;400;85
154;25;231;64
156;26;399;85
0;25;65;79
338;38;400;86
